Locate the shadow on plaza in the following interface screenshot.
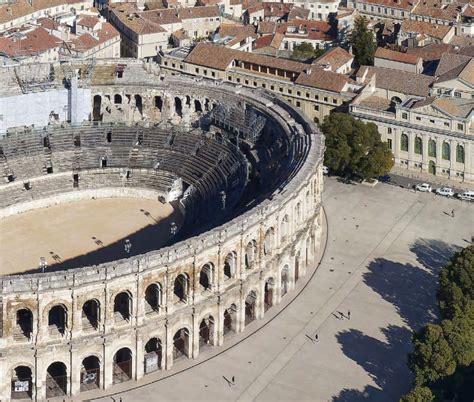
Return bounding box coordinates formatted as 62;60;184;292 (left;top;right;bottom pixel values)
332;239;461;402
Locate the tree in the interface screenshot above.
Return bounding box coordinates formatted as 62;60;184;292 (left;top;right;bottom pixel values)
321;113;393;179
349;17;376;66
400;386;434;402
409;324;457;386
441;306;474;367
438;245;474;319
292;42;326;60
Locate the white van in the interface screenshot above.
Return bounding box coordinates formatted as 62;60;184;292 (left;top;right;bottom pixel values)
458;190;474;202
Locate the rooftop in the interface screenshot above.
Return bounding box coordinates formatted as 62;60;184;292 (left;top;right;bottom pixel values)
400;19;453;40
313;47;353;71
374;47;421;65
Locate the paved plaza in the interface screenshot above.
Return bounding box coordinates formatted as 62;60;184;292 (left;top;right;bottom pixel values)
92;178;473;402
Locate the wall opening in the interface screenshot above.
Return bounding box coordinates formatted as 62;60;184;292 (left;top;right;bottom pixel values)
15;308;33;340
145;283;162;314
82;299;99;330
80;356;100;392
113;348;132;384
11;365;32;400
199;316;215;350
48;305;67;335
174;274;189;303
173;328;190;360
46;362;67;398
144;338;162;374
114;292;131;323
245;291;257;326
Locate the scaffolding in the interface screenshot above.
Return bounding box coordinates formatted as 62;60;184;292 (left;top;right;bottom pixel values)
211;104;266;147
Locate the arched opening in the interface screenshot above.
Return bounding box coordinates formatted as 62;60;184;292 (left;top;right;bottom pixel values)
245;291;257;326
199;316;215;350
264;278;274;312
199;263;214;291
15;308;33;340
46;362;67;398
82;299;99;330
106;131;112;143
185;95;191;106
114;291;132;323
204;98;210;111
48;305;67;335
43;136;51;148
194;99;202;112
173;328;190;360
174;274;189;303
295;252;300;282
224;252;236;280
400;134;408;152
280;215;290;242
93;95;102;121
114;94;122;104
442;142;450;160
155;96;163;111
306;236;311;267
100;156;107;168
144;338;162;374
245;240;257;270
390;96;402;108
135;94;143;114
428;139;436;157
174;97;182;117
264;228;275;256
281;266;289;297
11;365;32;399
113;348;132;384
80;356;100;391
223;304;237;336
414;137;422;155
456;144;465;163
74;134;81;147
145;283;162;314
429;160;436;175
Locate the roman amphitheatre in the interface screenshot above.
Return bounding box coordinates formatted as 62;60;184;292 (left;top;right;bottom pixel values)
0;60;324;400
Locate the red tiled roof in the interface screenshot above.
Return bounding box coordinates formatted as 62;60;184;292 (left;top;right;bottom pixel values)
0;27;61;57
375;47;421;64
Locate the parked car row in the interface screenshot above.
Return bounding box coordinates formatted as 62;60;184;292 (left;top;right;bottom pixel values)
414;183;474;201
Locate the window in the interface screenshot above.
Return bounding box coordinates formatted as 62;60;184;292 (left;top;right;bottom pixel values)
314;105;319;111
442;142;450;160
195;68;199;73
296;101;301;107
456;145;464;163
332;99;337;104
211;71;215;77
314;95;319;100
400;134;409;152
428;139;436;157
245;80;249;85
414;137;422;155
416;116;421;121
270;85;275;90
454;92;461;98
324;97;328;102
402;113;408;119
387;127;392;134
288;89;292;94
297;91;301;96
387;138;392;149
457;123;463;131
444;122;449;127
429;119;435;124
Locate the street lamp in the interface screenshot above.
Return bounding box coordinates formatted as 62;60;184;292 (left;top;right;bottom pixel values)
124;239;132;254
39;257;47;273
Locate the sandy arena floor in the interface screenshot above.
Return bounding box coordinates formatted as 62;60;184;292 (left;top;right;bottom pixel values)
0;197;182;275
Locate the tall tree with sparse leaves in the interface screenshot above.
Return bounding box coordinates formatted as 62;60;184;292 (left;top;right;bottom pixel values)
349;17;376;66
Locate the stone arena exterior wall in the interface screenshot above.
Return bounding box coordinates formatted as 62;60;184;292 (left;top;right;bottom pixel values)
0;74;325;400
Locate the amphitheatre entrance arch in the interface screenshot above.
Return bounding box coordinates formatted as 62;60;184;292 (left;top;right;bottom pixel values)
144;338;162;374
199;316;215;350
80;356;100;391
46;362;67;398
11;365;33;400
245;291;257;325
264;278;274;311
173;328;190;361
223;304;237;336
113;348;133;384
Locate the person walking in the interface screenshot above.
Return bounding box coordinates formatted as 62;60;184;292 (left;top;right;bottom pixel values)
451;209;455;218
347;310;351;320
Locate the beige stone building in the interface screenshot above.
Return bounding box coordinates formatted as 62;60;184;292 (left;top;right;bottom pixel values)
159;42;360;123
351;60;474;183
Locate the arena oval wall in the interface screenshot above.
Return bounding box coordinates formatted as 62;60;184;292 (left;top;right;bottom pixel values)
0;68;325;401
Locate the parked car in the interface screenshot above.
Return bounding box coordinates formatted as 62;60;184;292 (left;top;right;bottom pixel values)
378;175;391;183
416;183;432;192
322;166;329;175
435;187;454;197
458;190;474;202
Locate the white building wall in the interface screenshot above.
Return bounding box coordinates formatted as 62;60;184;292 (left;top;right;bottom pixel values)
0;88;91;135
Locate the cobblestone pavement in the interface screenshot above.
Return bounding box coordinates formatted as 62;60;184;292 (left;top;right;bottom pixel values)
91;178;473;402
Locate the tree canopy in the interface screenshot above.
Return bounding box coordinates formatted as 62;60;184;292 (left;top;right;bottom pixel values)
321;112;393;179
401;245;474;402
291;42;326;60
349;17;376;66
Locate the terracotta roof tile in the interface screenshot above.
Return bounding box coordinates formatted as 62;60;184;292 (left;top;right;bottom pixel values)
313;47;353;71
374;47;421;64
295;67;349;92
0;26;61;57
400;20;452;41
